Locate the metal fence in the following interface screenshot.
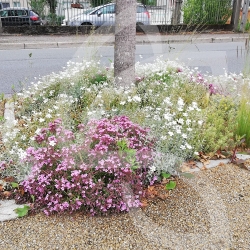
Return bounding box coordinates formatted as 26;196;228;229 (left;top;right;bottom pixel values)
0;0;240;26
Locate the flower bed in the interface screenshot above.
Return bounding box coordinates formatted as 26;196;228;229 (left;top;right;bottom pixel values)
0;58;250;216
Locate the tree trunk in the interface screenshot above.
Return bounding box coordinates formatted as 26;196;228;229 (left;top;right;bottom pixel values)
0;17;2;35
114;0;137;88
233;0;242;31
172;0;183;25
240;0;250;32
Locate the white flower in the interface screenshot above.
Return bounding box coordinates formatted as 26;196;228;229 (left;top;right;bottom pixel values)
35;128;41;134
180;145;186;150
18;149;27;160
164;113;172;121
49;140;56;147
120;101;126;105
182;133;187;139
149;165;156;172
132;95;141;103
198;120;203;125
177;118;184;124
21;135;26;140
177;97;184;107
163;97;172;106
176;129;181;134
186;119;191;125
39;118;45;123
185;143;192;149
46;114;52;118
168;131;174;136
192;102;198;108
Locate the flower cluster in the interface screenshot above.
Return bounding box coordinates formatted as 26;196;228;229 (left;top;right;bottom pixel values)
18;117;154;215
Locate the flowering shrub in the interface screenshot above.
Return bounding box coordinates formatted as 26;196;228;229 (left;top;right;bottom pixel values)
17;116;154;215
1;58;248;194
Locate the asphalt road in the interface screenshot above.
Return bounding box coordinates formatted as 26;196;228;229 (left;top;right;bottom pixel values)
0;41;249;95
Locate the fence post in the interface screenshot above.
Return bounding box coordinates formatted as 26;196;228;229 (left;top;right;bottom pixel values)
0;18;2;35
172;0;183;25
233;0;242;31
240;0;250;32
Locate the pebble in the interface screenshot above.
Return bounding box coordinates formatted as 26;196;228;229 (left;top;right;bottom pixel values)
0;164;249;249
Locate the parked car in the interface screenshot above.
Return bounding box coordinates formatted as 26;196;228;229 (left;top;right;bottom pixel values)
0;2;10;10
0;7;41;26
63;3;150;26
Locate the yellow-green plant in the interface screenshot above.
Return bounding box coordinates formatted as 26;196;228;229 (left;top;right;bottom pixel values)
236;96;250;148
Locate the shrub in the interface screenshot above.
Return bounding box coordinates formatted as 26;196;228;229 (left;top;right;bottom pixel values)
236;83;250;147
17;116;154;215
183;0;232;25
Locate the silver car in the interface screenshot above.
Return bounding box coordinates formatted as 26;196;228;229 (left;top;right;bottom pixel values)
64;3;150;26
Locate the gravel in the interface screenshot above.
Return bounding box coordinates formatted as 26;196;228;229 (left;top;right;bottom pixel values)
0;163;250;250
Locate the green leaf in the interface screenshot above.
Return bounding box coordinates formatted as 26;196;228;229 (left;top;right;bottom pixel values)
165;181;176;190
131;165;139;171
14;205;30;218
180;172;195;179
11;182;19;188
31;195;35;203
161;172;171;179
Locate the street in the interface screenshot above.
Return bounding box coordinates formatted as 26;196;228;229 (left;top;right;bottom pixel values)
0;42;249;95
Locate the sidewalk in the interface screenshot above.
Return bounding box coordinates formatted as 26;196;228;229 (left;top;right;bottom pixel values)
0;32;249;49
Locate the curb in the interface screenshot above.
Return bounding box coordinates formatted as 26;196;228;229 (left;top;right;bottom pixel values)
0;36;249;50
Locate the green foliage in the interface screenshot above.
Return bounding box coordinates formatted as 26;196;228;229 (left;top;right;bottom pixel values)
199;95;237;153
117;139;139;172
45;13;65;26
29;0;46;17
14;205;30;218
245;20;250;32
47;0;57;14
236;88;250;147
165;180;176;190
161;172;171;179
91;0;111;7
183;0;232;25
11;182;19;188
139;0;157;6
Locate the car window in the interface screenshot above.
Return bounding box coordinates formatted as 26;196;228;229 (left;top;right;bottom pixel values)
97;5;115;14
0;10;8;17
137;6;146;13
30;11;38;16
16;10;28;16
9;10;16;16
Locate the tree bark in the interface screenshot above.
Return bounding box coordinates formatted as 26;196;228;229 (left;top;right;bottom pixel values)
114;0;137;88
240;0;250;32
0;17;2;35
233;0;242;31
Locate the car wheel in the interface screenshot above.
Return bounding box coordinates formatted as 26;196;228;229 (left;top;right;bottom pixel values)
81;22;92;26
136;22;144;32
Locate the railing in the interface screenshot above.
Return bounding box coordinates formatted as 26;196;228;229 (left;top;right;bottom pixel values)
0;0;237;26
